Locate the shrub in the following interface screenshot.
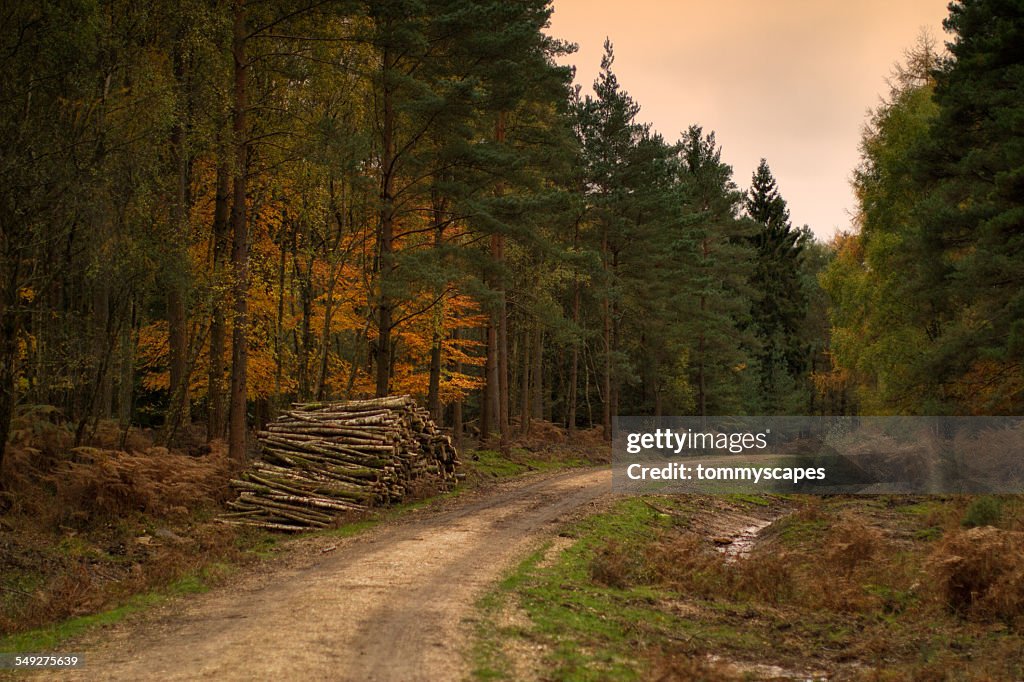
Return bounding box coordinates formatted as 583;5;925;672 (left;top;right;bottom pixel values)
824;517;880;574
590;538;643;589
931;526;1024;626
961;496;1003;528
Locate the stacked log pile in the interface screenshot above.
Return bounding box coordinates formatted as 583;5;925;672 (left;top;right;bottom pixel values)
218;396;459;531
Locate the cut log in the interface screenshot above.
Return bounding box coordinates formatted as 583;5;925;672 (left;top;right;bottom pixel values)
219;395;460;531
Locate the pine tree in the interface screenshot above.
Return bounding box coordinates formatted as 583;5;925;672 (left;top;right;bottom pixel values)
746;159;809;413
675;127;758;416
574;40;647;437
446;0;575;447
747;160;791;230
911;0;1024;412
572;40;692;430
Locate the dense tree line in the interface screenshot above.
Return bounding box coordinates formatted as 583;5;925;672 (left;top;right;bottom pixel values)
823;0;1024;416
1;0;836;478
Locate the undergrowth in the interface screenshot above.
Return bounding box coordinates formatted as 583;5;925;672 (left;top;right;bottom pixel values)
0;406;248;641
473;494;1024;681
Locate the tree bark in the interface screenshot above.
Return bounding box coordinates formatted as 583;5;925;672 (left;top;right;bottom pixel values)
118;304;136;427
427;329;442;422
497;287;509;450
296;252;315;403
426;193;445;423
228;0;250;463
483;319;497;444
374;44;396;398
76;299;119;447
495;112;509;454
315;261;339;402
315;194;346;402
93;281;113;420
166;283;189;430
531;322;543;421
452;326;463;448
609;247;620;431
519;322;530;435
167;29;194;439
601;229;612;442
567;280;580;432
602;299;612;441
208;156;230;441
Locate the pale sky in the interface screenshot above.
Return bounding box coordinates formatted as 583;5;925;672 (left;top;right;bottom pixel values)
546;0;950;240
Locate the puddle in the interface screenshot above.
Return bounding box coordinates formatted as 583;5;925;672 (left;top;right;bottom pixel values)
707;653;829;680
715;516;776;562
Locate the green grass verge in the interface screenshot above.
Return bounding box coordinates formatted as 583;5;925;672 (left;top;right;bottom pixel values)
472;498;691;681
464;448;589;480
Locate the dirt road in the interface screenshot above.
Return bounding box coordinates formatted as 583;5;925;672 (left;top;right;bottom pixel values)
58;468;610;681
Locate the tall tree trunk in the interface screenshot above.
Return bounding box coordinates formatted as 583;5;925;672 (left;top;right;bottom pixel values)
297;261;314;402
602;299;612;441
316;183;347;401
427;327;442;422
531;323;543;420
208;157;230;441
375;283;393;397
167;31;193;439
519;322;530;435
117;301;138;450
426;193;445;422
228;0;249;463
74;306;118;446
117;306;135;427
494;111;509;454
484;319;497;443
497;291;509;450
274;222;288;400
315;261;339;401
93;281;113;420
698;310;707;417
584;341;594;428
609;247;619;431
84;69;114;432
375;47;396;398
567;280;580;432
166;283;189;431
452;327;463;449
697;236;709;418
601;230;612;441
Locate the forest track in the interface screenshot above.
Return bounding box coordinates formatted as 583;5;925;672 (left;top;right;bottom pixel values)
52;468;611;681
